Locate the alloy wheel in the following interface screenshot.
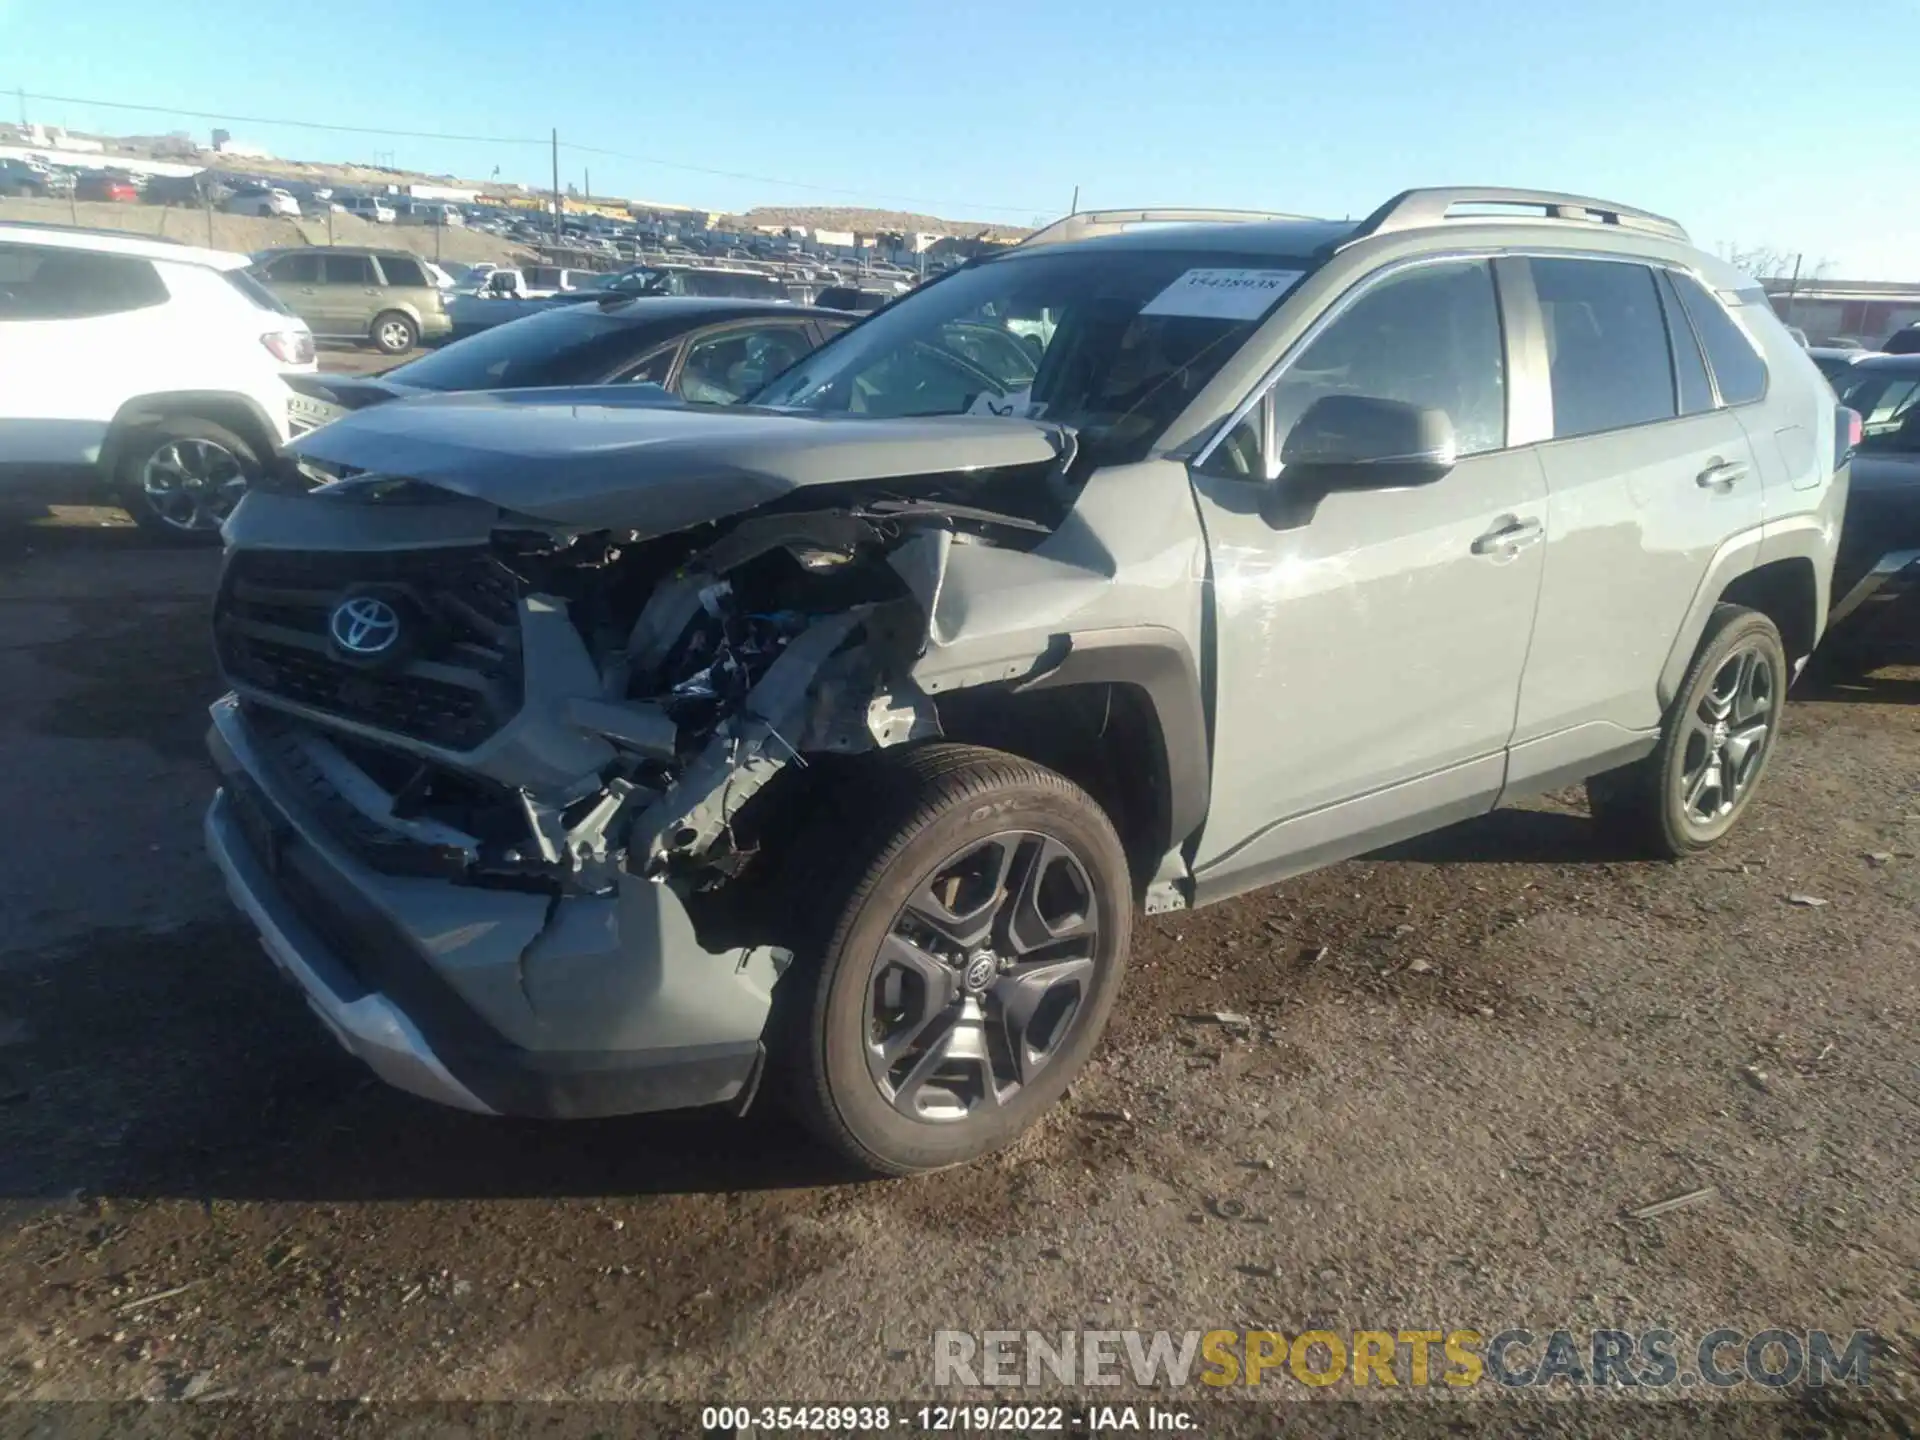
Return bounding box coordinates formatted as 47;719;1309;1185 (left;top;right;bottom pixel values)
866;830;1100;1123
377;319;413;352
139;438;248;532
1677;643;1776;830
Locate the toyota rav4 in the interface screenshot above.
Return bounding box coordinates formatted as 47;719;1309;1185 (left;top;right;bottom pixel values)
204;189;1849;1174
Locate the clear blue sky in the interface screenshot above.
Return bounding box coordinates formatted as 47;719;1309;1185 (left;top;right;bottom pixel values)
5;0;1914;277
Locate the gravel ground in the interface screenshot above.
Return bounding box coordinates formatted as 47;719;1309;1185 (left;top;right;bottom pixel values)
0;517;1913;1436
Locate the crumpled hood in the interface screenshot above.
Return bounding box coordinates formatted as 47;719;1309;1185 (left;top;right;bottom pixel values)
286;387;1071;532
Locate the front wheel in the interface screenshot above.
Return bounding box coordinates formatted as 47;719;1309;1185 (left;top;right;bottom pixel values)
785;745;1132;1175
117;416;260;543
1588;605;1787;858
371;311;418;354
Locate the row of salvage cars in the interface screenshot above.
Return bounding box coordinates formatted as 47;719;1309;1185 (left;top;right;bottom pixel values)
204;193;1915;1174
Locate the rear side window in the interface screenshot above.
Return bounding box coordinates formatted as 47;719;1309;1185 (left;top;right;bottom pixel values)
322;254;376;285
377;256;427;288
1670;273;1768;406
0;243;168;320
1532;259;1676;438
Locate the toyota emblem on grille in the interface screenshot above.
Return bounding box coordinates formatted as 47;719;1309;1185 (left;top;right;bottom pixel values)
328;595;402;657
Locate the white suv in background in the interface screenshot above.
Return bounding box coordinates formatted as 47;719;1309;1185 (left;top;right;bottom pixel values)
0;223;314;539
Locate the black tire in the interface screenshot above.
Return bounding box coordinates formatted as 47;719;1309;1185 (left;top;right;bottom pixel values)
370;310;418;354
1587;605;1788;859
783;743;1132;1176
115;415;262;544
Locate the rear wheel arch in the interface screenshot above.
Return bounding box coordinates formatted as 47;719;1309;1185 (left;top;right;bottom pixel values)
1718;557;1819;671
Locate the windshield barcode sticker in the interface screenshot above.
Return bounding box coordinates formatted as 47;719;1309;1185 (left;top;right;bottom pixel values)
1140;268;1305;320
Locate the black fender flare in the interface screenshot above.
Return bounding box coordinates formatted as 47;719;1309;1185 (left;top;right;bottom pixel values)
99;391;283;482
1014;624;1211;855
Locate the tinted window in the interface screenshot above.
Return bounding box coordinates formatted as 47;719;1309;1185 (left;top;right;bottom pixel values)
678;324;816;404
377;256;427;288
262;252;321;284
0;243;168;320
617;345;676;386
1268;259;1506;458
1670;273;1768;406
754;246;1310;461
322;254;376;285
1838;371;1920;445
383;306;668;390
1655;269;1714;416
1532;259;1675;438
223;268;293;315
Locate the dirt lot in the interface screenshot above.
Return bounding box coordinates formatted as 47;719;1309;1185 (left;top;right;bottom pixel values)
0;515;1913;1436
0;195;530;268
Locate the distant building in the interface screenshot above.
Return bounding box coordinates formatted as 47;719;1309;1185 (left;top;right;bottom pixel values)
1765;277;1920;349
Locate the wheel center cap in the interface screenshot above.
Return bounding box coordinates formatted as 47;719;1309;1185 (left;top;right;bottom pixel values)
962;952;997;993
1711;719;1729;751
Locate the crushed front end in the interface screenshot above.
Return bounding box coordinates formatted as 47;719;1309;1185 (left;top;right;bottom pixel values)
202;431;1067;1118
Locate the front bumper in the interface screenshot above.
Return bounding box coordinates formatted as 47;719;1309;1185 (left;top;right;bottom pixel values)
203;696;779;1119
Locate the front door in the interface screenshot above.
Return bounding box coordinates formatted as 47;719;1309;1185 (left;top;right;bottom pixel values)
1187;258;1547;895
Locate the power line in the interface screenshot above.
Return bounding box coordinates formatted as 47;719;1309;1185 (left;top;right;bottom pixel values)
10;87;1048;217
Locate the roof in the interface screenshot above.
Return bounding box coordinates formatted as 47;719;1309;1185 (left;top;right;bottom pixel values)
586;296;839;322
0;221;249;269
987;217;1357;260
1842;353;1920;375
1763;277;1920;301
261;244;435;261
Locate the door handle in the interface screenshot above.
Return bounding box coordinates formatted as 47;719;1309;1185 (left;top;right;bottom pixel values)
1696;458;1749;491
1471;516;1544;558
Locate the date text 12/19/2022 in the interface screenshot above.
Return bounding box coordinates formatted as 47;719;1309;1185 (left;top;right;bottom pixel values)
700;1405;1198;1432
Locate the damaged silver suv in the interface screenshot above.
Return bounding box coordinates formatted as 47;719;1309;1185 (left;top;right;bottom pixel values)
205;189;1848;1174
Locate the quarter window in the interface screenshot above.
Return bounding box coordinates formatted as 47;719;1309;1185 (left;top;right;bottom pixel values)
1266;259;1507;461
1670;272;1769;406
1532;259;1676;439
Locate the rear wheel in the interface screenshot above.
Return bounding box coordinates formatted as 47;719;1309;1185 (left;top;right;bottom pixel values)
784;744;1132;1175
117;415;260;543
371;310;417;354
1587;605;1787;858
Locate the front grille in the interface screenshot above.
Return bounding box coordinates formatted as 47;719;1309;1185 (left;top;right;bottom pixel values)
215;548;523;751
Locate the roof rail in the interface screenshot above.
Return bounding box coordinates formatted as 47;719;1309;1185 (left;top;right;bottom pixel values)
1348;187;1689;244
1019;207;1318;249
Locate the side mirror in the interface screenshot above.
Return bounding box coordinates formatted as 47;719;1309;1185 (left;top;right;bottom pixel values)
1278;394;1457;492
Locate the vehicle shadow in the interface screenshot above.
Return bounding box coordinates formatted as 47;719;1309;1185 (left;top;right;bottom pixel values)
1796;664;1920;705
1370;804;1648;867
0;919;866;1205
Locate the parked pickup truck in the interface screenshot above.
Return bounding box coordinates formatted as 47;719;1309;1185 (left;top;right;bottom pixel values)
443;266;607;337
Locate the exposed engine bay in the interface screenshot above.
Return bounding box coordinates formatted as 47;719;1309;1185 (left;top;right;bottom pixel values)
215;464;1066;917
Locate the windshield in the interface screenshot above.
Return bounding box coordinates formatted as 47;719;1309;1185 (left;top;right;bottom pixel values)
748;246;1308;460
383;306;645;391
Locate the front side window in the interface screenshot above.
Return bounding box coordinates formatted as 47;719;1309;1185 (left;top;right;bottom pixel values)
1533;259;1676;439
0;243;168;320
1266;259;1506;460
752;247;1313;462
1670;272;1769;407
679;324;816;404
262;252;321;284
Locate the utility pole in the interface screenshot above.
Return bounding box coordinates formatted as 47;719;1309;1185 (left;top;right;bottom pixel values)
550;128;561;247
584;168;591;204
16;87;25;128
1069;185;1079;216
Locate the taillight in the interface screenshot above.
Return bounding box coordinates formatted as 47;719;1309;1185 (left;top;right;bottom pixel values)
1836;406;1862;469
262;331;315;365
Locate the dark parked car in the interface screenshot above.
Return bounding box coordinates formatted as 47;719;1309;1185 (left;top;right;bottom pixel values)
1825;356;1920;669
0;159;53;198
283;296;850;432
72;171;140;203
